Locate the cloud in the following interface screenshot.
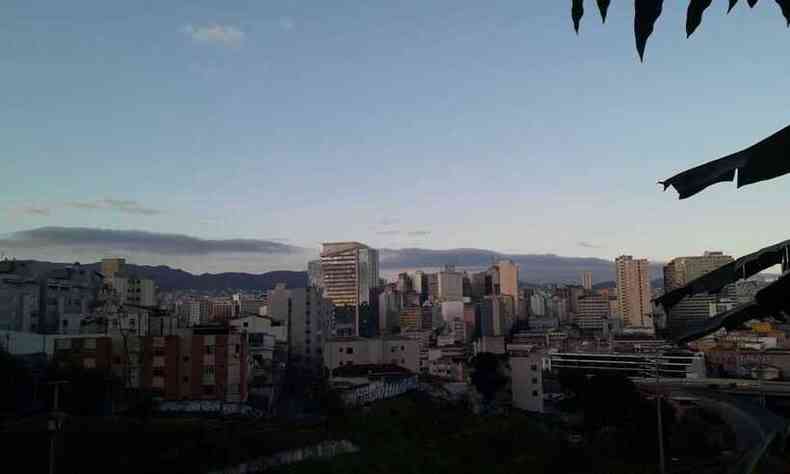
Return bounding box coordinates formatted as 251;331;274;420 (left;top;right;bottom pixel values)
407;230;431;237
376;230;400;236
0;227;305;256
577;241;604;249
67;199;162;216
180;24;244;46
18;207;52;216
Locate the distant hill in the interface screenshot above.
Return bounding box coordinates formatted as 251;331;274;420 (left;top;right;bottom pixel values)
14;260;308;291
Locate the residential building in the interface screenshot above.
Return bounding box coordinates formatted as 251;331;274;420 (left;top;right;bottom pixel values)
42;264;102;335
577;294;611;319
664;252;736;336
494;259;519;305
0;261;40;332
615;255;653;328
323;336;420;373
509;344;545;413
268;283;332;370
320;242;380;336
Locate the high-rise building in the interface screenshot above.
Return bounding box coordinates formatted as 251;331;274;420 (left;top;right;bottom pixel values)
615;256;653;328
320;242;379;336
493;260;520;316
268;283;333;370
101;258;126;282
663;251;736;335
582;271;593;291
437;265;463;302
307;259;323;289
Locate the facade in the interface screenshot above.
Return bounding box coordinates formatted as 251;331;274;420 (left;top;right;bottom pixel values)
437;265;463;302
0;262;40;332
46;328;249;401
100;258;126;282
509;344;545;413
664;252;736;335
494;259;519;301
307;259;323;289
399;305;425;332
615;256;652;328
323;336;420;373
268;284;332;370
582;271;593;291
320;242;380;336
42;264;102;335
378;286;402;335
577;294;611;319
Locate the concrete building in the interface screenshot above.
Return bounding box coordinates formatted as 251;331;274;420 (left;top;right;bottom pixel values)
320;242;380;336
664;252;736;335
268;284;332;370
493;259;519;305
615;255;652;328
577;294;611;319
0;261;40;332
582;271;593;291
437;265;463;302
509;344;545;413
42;264;103;335
324;336;420;373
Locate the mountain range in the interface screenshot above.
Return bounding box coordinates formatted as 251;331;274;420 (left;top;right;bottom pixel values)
14;253;663;291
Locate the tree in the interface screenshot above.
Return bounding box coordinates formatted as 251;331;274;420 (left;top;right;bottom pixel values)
469;352;507;407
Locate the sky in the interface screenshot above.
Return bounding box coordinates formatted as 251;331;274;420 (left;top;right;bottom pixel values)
2;1;790;273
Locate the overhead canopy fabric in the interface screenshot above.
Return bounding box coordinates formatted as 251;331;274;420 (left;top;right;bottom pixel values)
655;238;790;310
660;125;790;200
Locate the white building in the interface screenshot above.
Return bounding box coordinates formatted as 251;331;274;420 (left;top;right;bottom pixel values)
324;336;420;373
269;284;332;370
437;266;463;302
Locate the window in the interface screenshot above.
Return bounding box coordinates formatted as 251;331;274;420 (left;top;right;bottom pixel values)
83;338;96;350
153;367;165;377
401;345;405;351
183;356;190;362
62;319;68;327
532;378;538;384
243;322;249;328
203;385;215;396
203;366;214;376
154;347;165;357
183;376;189;384
205;345;214;355
234;344;240;354
532;390;539;397
530;364;537;372
83;358;96;369
391;347;397;353
345;347;353;354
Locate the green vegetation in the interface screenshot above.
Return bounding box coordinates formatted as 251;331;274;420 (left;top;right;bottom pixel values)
274;392;663;474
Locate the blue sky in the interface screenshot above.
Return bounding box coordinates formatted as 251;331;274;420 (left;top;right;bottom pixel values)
2;1;790;271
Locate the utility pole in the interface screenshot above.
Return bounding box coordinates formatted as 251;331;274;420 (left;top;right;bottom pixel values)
654;354;666;474
48;381;68;474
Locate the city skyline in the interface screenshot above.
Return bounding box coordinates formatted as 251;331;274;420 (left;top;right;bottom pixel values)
3;2;790;265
